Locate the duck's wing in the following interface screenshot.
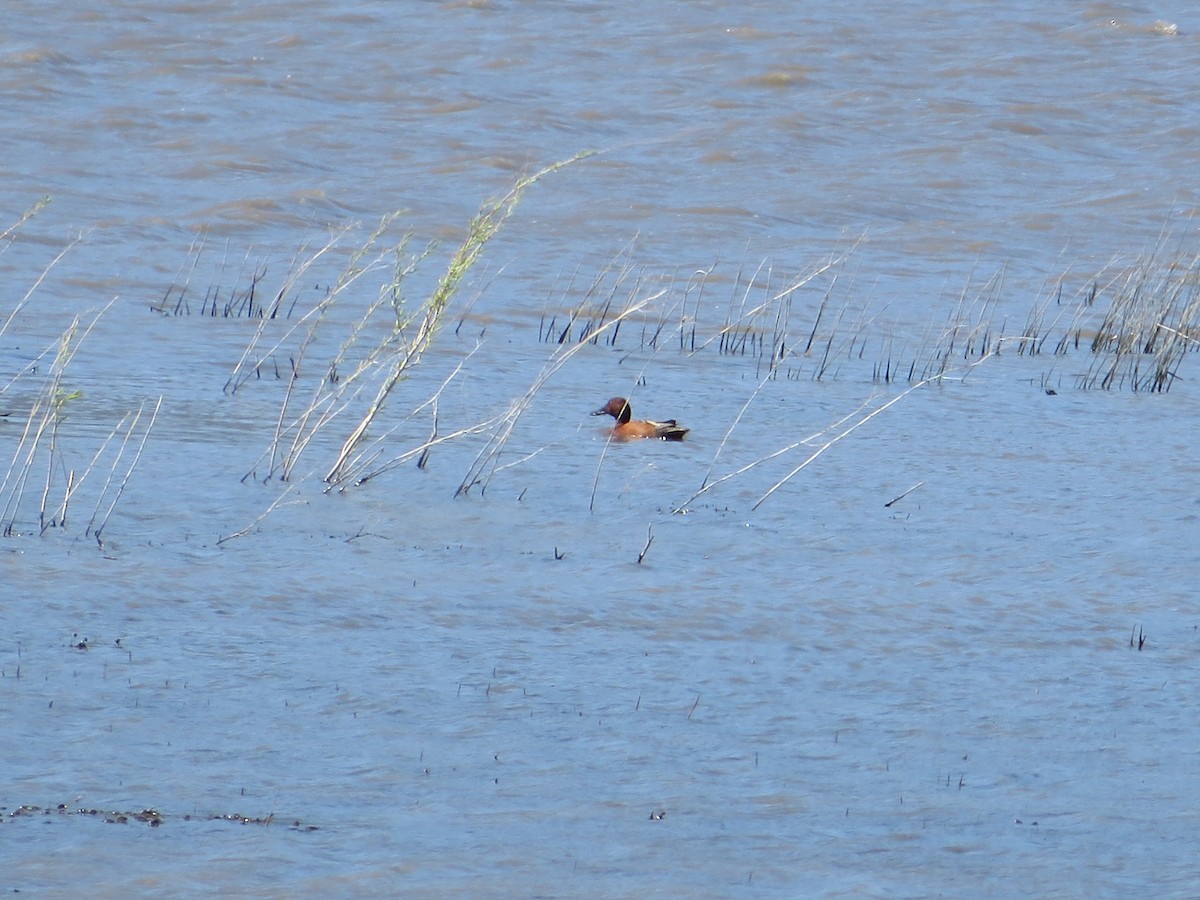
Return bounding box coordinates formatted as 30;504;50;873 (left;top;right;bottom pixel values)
648;419;689;440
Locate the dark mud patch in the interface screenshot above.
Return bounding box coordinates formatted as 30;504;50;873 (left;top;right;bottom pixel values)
3;803;318;831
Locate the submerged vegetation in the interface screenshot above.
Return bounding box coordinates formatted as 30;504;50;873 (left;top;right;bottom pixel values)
3;178;1200;539
536;239;1200;394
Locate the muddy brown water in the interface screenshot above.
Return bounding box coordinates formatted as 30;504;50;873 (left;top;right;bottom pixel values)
4;3;1200;896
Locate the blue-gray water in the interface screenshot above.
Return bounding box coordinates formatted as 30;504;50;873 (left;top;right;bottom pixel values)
4;2;1200;896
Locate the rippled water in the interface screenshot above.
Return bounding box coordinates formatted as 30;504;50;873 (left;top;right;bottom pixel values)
4;2;1200;896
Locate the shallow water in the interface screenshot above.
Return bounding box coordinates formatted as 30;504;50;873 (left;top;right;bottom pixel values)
4;2;1200;896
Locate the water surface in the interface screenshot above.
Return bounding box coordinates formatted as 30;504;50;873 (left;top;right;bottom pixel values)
3;2;1200;896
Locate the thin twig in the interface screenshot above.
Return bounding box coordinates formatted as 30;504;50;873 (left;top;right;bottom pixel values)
884;481;925;508
752;354;994;511
637;524;654;564
89;396;162;547
216;483;306;545
672;400;871;514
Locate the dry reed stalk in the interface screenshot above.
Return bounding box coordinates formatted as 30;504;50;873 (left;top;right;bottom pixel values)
673;318;1000;514
535;239;865;371
155;228;211;316
884;481;925;508
1;233;82;341
165;234;275;320
1;402;53;535
540;239;646;347
326;342;484;487
671;398;872;514
1049;281;1101;356
233;217;419;481
1153;322;1200;349
225;221;384;392
527;226;1200;392
1;300;114;536
358;416;505;488
716;257;765;356
863;263;1009;386
323;153;593;487
36;389;69;533
459;289;661;498
1014;242;1083;357
816;281;884;382
417;400;438;470
1018;268;1091;358
946;263;1003;359
535;242;860;365
45;411;133;533
538;263;586;343
1077;240;1200;392
637;523;654;564
0;196;51;248
691;246;855;358
677;261;718;353
216;483;307;545
270;232;426;481
692;366;784;498
85;396;162;548
749;351;996;511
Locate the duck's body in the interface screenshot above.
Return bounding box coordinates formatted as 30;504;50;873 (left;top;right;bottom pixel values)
592;396;689;441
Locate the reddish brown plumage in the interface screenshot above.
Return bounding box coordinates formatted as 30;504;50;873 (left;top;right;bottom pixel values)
591;396;689;441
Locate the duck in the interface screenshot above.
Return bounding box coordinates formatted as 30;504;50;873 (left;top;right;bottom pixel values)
591;396;689;441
